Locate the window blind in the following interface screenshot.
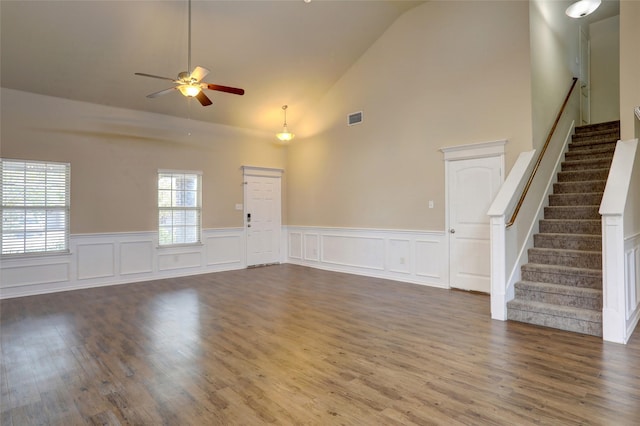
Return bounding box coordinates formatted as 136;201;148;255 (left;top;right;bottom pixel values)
158;171;201;246
1;159;70;255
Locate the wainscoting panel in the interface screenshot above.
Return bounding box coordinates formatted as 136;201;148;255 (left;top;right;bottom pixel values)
625;233;640;329
0;228;245;299
286;227;448;288
321;234;385;270
415;238;444;279
0;259;70;288
120;241;154;275
304;233;319;262
288;232;303;259
206;234;242;266
387;238;411;274
158;251;202;271
76;242;115;280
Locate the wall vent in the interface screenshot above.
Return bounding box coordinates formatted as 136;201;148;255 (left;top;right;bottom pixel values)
347;111;363;126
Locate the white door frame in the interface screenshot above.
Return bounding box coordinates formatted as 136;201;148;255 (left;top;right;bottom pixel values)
579;25;591;125
242;166;284;267
440;140;506;291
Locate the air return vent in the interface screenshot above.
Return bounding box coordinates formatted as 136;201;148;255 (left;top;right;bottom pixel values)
347;111;363;126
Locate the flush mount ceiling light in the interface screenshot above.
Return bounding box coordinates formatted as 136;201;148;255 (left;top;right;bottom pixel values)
276;105;295;143
565;0;601;18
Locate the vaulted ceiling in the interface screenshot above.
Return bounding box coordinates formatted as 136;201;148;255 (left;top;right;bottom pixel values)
1;0;424;134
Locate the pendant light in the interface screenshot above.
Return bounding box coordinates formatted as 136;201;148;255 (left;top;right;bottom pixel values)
276;105;295;143
565;0;601;18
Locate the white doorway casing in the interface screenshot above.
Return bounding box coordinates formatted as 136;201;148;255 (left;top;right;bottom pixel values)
441;140;506;293
579;26;591;125
242;166;283;267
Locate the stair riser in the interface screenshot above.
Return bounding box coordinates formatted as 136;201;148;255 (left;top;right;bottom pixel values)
571;134;619;144
574;121;621;134
561;159;613;171
569;141;617;152
528;249;601;269
548;193;603;206
521;268;601;288
514;288;602;310
553;181;606;194
557;170;609;182
543;206;600;220
565;150;614;162
539;220;601;235
507;308;602;336
534;234;601;251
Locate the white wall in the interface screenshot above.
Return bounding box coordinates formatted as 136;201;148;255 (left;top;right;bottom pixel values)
590;15;620;123
288;0;533;232
529;0;582;146
619;0;640;141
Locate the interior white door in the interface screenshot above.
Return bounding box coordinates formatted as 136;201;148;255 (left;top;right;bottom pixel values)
245;174;281;266
448;156;502;293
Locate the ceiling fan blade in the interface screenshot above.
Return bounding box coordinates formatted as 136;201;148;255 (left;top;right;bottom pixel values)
205;83;245;96
189;66;210;82
135;72;177;82
147;87;177;98
195;91;213;106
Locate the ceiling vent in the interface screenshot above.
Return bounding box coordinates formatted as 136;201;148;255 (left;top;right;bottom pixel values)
347;111;363;126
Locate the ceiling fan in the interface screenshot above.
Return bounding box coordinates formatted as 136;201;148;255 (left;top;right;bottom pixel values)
134;0;244;106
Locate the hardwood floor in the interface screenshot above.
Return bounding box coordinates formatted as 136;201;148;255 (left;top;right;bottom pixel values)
1;264;639;425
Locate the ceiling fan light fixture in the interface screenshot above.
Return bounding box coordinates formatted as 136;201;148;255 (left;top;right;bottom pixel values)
565;0;601;18
178;84;202;97
276;105;295;143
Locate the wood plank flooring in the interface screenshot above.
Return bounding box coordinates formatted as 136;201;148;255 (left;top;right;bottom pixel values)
1;264;639;425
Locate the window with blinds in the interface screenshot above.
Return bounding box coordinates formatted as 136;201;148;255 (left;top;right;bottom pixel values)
1;159;70;256
158;171;202;246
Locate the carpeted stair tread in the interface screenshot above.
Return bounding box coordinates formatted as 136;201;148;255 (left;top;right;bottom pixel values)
548;193;603;206
570;133;619;143
553;180;606;194
568;141;617;152
571;129;620;141
515;281;602;297
564;148;615;161
528;247;601;269
543;205;600;219
561;157;613;171
539;219;601;234
574;120;621;134
557;169;610;182
514;281;602;310
507;300;602;336
521;263;602;288
534;233;601;250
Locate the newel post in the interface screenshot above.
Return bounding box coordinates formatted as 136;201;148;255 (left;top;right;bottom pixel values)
601;214;627;343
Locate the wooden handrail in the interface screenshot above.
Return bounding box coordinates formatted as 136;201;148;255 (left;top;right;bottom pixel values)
506;77;578;228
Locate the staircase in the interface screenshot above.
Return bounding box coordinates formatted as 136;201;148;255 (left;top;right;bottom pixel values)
507;120;620;336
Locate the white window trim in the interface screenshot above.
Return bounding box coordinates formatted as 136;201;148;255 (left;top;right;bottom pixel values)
1;158;71;257
157;169;202;248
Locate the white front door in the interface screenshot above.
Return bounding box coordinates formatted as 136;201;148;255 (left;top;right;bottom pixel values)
448;156;502;293
244;172;281;267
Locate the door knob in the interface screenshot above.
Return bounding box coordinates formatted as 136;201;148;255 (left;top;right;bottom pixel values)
450;228;456;234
